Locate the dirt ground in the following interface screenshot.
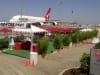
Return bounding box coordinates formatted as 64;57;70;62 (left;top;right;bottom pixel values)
62;68;87;75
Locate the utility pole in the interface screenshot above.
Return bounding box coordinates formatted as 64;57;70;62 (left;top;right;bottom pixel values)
59;0;63;21
20;0;23;22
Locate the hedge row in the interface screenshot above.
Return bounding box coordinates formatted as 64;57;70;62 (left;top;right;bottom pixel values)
0;29;98;56
37;29;98;56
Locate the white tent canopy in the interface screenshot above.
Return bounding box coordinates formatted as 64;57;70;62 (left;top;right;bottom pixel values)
80;28;93;32
13;25;47;33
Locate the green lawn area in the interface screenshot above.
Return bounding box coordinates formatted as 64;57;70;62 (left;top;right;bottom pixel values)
2;42;55;58
3;50;30;58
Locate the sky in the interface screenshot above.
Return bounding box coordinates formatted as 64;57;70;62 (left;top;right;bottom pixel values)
0;0;100;24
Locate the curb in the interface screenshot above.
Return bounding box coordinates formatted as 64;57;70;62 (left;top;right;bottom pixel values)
58;67;79;75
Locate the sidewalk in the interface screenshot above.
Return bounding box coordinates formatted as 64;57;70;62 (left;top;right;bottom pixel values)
0;44;93;75
36;44;93;75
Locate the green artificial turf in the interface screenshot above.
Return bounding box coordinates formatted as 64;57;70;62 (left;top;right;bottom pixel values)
3;50;30;58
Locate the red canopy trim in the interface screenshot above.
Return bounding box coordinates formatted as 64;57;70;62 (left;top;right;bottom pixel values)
0;28;12;33
39;26;75;33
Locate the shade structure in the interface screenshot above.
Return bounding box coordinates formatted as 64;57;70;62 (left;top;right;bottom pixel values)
0;28;12;33
13;25;47;33
39;26;75;33
80;28;93;32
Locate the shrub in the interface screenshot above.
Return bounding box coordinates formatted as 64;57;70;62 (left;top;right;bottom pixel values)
0;39;9;49
62;35;72;46
37;38;49;55
80;53;90;73
81;32;88;40
71;32;80;44
78;32;85;41
92;29;98;37
53;35;62;49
